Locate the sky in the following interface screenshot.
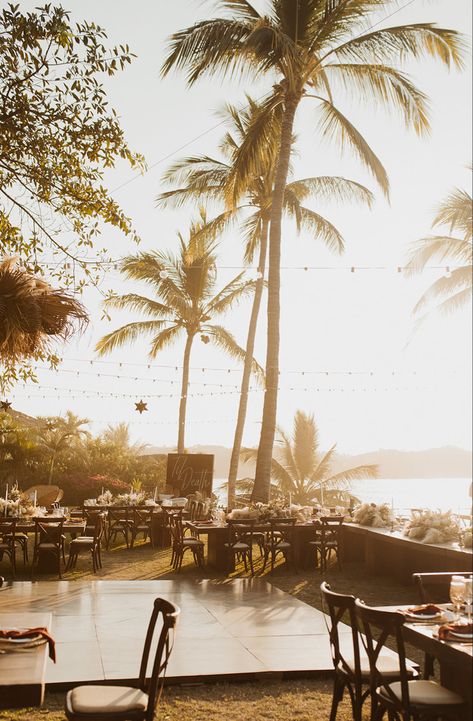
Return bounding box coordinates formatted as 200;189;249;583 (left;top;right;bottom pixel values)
7;0;473;455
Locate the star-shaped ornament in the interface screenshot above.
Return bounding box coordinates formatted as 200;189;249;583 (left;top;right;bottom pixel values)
135;400;148;414
0;400;12;411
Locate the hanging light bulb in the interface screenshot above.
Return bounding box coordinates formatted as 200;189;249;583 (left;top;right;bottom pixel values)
444;266;451;278
159;269;169;279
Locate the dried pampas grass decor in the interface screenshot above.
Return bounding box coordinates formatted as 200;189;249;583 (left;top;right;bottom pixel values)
0;256;88;363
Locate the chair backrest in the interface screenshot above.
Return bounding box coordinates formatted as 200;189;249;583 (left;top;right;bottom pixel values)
320;581;361;679
268;517;296;547
84;508;102;535
227;519;256;548
168;513;185;545
34;518;65;546
108;507;129;525
413;571;471;604
138;597;180;720
320;516;344;542
0;518;17;538
132;508;151;526
195;500;208;521
90;512;105;543
355;599;409;713
187;499;198;521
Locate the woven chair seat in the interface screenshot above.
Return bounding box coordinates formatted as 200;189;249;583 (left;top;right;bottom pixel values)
264;540;291;550
343;653;417;678
379;680;464;706
68;685;148;715
70;537;94;546
182;538;204;547
225;541;251;551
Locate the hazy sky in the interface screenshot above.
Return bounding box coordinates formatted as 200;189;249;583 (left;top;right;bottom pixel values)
9;0;473;454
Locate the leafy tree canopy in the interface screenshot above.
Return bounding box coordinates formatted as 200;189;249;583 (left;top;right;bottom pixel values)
0;3;144;388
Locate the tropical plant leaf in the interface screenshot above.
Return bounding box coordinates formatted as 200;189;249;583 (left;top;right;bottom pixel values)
95;320;167;356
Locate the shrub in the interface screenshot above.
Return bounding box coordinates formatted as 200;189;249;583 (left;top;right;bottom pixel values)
59;474;129;506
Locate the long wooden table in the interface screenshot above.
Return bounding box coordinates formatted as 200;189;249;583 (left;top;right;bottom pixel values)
187;521;321;572
0;611;52;708
343;524;473;583
392;605;473;720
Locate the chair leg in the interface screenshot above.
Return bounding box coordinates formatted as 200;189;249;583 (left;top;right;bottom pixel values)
329;676;344;721
249;550;254;576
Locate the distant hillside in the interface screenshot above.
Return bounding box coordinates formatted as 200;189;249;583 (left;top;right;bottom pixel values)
142;444;472;479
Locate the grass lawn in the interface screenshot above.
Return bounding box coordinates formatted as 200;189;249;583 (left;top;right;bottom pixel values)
0;536;425;721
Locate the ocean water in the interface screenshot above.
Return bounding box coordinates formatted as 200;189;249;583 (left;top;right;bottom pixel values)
215;477;472;514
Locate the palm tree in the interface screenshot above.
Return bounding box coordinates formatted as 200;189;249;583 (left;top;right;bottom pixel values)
36;411;90;485
102;422;147;455
405;185;472;319
0;256;87;365
158;98;373;506
242;410;377;506
162;0;464;502
96;220;262;452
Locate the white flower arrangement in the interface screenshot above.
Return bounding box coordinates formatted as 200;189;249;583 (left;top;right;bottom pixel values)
113;491;148;506
97;490;114;506
1;485;35;517
404;510;460;545
353;502;393;528
461;528;472;548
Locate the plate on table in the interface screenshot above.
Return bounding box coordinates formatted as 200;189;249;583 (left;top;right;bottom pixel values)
404;605;444;621
0;634;47;652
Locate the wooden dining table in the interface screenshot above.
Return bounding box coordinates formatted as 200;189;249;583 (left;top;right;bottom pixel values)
0;611;52;708
389;605;473;720
186;520;322;572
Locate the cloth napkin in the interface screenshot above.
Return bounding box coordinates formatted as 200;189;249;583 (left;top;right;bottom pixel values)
438;622;473;640
0;627;56;662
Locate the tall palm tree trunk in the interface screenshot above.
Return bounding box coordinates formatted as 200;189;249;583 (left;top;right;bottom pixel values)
227;218;269;507
48;452;56;485
177;333;194;453
252;94;300;503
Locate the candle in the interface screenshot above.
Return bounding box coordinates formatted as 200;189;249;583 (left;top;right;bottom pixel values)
5;484;8;501
34;490;37;508
153;486;157;502
101;486;104;496
289;493;292;507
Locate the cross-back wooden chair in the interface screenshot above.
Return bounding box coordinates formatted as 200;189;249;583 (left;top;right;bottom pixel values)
309;516;344;572
66;598;180;720
0;518;17;579
355;599;465;721
106;508;133;549
225;519;256;575
66;512;105;573
168;513;204;572
31;518;66;579
262;517;296;573
130;508;152;548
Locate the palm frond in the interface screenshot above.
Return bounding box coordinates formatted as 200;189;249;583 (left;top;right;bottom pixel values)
242;211;266;265
214;0;261;21
149;325;183;358
206;273;257;316
103;293;172;319
317;97;389;196
286;175;374;208
119;252;190;316
324;463;378;485
413;266;472;315
274;426;299;482
405;236;472;274
95;320;167;356
433;188;472;239
323;63;430;136
204;324;264;383
286;201;345;253
310;444;338;484
329;24;465;70
292;410;317;482
161;19;264;85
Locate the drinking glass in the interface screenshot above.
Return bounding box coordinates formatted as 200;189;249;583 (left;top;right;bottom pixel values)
449;575;466;622
463;576;473;624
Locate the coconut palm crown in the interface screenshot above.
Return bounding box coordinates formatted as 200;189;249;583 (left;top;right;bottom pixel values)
162;0;465;503
405;184;472;318
242;410;378;506
96;219;262;452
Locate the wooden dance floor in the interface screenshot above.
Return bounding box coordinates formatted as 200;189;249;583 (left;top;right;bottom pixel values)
0;579;355;686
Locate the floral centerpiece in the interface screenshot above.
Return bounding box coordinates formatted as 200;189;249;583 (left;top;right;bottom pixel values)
0;484;45;517
97;490;114;506
461;527;472;549
353;502;393;528
113;490;148;506
404;510;461;545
